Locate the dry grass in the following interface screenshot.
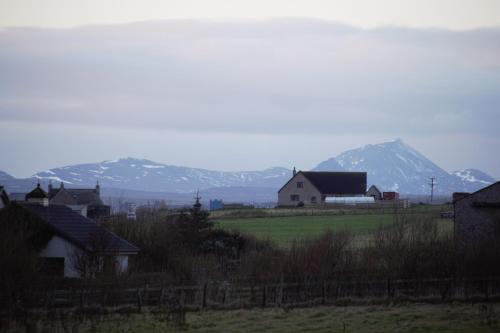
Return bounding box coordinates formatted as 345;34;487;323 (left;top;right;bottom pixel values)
4;303;499;333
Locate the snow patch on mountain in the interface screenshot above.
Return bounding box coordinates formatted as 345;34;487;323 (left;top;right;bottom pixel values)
451;169;495;191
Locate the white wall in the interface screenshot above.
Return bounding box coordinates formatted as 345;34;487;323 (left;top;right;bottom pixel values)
39;235;81;278
115;255;129;273
67;204;87;217
39;235;132;278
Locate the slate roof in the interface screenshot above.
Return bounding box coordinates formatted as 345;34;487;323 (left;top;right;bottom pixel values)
0;186;10;206
26;184;48;200
50;188;104;206
20;203;139;254
454;180;500;204
279;171;367;195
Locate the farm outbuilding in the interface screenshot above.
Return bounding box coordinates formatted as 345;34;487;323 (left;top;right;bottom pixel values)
366;185;382;200
277;170;367;207
454;181;500;246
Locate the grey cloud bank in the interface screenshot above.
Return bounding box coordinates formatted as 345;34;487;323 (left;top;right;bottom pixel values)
0;19;499;178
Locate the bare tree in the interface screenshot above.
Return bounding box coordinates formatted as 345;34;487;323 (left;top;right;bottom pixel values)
70;230;118;279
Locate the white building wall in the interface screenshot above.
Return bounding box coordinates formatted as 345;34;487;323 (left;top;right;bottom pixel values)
38;235;82;278
39;235;133;278
115;255;129;273
67;205;87;217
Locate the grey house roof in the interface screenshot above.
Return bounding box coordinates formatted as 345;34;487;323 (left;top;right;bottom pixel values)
50;188;104;206
20;203;139;255
278;171;367;195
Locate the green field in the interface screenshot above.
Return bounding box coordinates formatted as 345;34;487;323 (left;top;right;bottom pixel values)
215;214;395;245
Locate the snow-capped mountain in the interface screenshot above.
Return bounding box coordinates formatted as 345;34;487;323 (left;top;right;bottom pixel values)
31;158;291;193
314;139;495;195
452;169;496;190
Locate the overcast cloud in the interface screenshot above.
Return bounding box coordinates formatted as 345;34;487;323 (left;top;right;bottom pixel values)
1;19;499;178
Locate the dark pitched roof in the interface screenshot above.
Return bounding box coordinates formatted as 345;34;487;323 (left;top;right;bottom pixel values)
50;188;104;206
26;184;48;200
454;180;500;204
0;186;10;206
20;203;139;254
49;187;78;205
295;171;367;195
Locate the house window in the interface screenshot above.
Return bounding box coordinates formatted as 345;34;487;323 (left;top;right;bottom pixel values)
38;257;65;277
311;196;317;204
297;182;304;189
290;194;300;202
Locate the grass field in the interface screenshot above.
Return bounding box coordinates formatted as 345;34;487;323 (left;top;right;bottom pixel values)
215;214;395;245
19;304;500;332
215;212;454;245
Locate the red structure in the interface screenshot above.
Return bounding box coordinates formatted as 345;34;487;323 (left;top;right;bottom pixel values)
383;191;399;201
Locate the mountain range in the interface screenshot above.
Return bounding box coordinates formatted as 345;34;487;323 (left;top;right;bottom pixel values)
0;139;496;202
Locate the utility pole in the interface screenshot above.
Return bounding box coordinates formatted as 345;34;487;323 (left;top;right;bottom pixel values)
429;177;435;204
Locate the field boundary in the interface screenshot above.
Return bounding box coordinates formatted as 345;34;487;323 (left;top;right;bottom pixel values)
5;277;500;313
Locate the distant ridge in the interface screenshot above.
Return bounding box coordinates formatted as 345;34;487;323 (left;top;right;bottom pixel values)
0;140;496;199
313;139;495;195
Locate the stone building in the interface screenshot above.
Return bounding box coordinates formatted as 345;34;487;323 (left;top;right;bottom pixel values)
48;182;110;220
454;181;500;245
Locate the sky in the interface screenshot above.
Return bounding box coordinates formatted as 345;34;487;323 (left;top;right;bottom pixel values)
0;1;500;178
2;0;500;30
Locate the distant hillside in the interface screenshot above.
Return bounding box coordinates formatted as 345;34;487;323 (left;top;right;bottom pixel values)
1;140;496;201
313;139;495;195
0;171;14;182
29;158;291;193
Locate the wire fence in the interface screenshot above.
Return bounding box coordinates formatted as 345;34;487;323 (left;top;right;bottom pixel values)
9;277;500;312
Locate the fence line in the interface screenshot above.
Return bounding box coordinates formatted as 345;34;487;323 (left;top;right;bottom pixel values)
7;277;500;311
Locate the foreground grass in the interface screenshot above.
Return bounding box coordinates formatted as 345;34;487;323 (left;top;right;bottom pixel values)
185;304;499;333
12;304;499;333
215;214;395;245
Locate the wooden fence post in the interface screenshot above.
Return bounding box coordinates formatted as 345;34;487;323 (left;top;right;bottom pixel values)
262;286;267;308
79;291;84;308
202;283;207;309
280;279;285;307
322;280;327;305
158;288;164;308
143;283;148;307
137;289;142;313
